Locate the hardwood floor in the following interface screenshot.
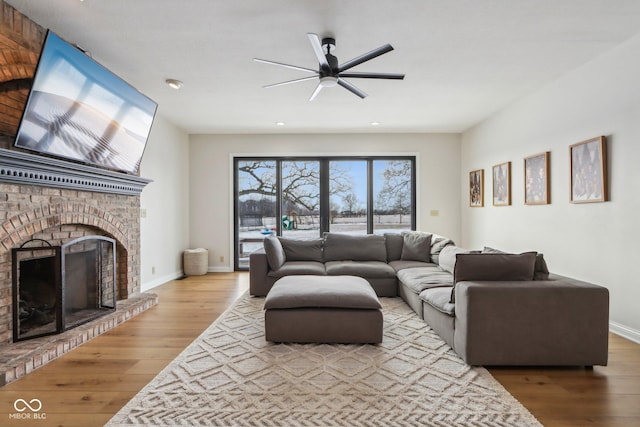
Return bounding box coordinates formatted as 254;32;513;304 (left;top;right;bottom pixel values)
1;272;638;426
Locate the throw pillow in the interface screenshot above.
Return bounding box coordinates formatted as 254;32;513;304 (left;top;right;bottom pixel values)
279;238;323;262
430;235;455;264
438;245;469;274
400;231;432;262
450;252;537;303
483;246;549;280
263;235;286;271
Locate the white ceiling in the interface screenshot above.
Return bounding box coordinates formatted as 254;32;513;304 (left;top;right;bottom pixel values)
6;0;640;134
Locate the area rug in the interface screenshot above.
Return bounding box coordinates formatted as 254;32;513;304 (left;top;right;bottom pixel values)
106;294;541;427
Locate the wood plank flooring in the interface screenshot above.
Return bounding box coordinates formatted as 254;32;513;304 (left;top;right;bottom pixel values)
1;272;638;426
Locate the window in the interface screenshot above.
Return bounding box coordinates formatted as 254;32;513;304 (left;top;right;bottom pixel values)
234;156;415;270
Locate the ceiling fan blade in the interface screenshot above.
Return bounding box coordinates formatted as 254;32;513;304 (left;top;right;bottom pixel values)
338;44;394;72
307;33;330;71
337;78;367;99
309;82;324;101
338;72;405;80
263;76;318;89
253;58;318;74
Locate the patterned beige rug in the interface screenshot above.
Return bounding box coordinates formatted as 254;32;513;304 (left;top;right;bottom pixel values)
106;294;541;426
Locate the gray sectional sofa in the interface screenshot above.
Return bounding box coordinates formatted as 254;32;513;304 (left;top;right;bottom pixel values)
249;232;609;366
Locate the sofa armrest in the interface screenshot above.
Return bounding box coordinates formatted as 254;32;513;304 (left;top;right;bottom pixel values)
249;248;271;296
453;275;609;366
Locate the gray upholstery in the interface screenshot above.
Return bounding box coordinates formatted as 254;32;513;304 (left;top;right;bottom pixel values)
263;235;285;270
264;275;383;344
267;261;326;278
325;260;396;278
280;237;323;262
453;275;609;366
323;233;387;262
264;275;381;310
482;246;550;280
438;245;469;274
400;231;432;262
250;232;610;367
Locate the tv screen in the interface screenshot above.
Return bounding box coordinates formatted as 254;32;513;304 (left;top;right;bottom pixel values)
13;30;157;175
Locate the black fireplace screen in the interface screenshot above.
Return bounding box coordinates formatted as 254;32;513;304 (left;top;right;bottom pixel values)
12;236;116;341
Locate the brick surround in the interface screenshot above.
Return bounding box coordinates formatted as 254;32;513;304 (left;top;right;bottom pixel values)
0;183;142;344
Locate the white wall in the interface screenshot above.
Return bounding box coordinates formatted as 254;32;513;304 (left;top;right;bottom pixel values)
139;114;190;290
189;133;461;271
461;33;640;341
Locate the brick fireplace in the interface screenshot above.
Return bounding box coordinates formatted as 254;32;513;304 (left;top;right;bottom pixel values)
0;148;155;384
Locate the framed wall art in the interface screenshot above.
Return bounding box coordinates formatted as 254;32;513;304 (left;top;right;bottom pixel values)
492;161;511;206
570;136;607;203
469;169;484;207
524;152;550;205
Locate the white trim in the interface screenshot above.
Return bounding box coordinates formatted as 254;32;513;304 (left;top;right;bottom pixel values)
610;321;640;345
141;270;184;292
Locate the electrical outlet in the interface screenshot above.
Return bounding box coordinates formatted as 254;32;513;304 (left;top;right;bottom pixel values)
151;266;156;274
140;208;147;218
220;256;224;263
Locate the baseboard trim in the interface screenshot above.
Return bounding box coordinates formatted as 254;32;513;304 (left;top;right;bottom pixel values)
141;271;184;292
610;321;640;345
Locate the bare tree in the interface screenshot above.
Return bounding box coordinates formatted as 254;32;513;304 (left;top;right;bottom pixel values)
377;160;412;223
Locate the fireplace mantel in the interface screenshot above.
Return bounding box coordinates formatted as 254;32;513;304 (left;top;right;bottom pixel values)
0;148;151;196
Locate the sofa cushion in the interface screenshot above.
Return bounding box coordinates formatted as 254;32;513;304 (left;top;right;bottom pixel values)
267;261;326;278
389;260;435;272
264;275;381;310
280;237;323;262
401;231;432;262
430;235;455;264
323;233;387;262
438;245;470;274
264;235;286;271
384;233;404;262
325;261;396;278
450;252;537;302
419;287;455;316
483;246;550;280
397;266;453;294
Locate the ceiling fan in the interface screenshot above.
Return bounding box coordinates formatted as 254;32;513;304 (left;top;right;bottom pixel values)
254;33;405;101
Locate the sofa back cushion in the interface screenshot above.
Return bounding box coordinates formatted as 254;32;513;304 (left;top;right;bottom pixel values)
264;235;286;271
280;237;323;262
483;246;550;280
451;252;537;302
401;231;432;262
323;233;387;262
384;233;404;261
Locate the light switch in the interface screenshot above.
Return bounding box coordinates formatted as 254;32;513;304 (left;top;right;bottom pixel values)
430;210;439;217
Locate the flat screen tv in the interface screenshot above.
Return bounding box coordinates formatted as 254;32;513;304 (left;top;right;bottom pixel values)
13;30;157;175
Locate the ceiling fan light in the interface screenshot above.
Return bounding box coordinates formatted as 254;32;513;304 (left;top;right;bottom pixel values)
319;76;338;88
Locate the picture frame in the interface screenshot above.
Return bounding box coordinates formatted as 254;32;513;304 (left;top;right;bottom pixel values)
524;152;550;205
570;136;607;203
492;161;511;206
469;169;484;207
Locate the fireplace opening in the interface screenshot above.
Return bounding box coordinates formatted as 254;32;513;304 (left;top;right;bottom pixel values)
12;236;117;342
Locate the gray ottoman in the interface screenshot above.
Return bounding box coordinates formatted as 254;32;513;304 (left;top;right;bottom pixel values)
264;275;383;344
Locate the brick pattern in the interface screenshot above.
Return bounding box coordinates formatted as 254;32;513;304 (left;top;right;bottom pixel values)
0;0;46;142
0;183;142;344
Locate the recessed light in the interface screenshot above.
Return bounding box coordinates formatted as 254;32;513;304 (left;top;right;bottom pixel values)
165;79;183;90
371;121;380;126
276;122;285;126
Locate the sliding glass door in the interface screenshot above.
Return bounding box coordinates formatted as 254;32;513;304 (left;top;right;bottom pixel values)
234;156;415;270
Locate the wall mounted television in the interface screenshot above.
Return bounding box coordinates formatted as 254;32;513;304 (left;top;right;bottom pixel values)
13;30;157;175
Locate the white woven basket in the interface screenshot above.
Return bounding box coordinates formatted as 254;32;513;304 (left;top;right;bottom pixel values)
183;248;208;276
